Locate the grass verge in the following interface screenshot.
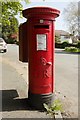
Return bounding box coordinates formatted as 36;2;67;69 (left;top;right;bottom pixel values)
64;47;80;53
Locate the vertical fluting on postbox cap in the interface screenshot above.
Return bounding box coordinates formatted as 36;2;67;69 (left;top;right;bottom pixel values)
22;7;60;109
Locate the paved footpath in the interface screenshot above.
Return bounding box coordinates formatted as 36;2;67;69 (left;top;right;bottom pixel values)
0;56;51;119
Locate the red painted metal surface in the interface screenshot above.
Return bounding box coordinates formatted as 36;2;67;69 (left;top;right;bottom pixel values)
19;22;28;62
22;7;60;94
22;7;60;20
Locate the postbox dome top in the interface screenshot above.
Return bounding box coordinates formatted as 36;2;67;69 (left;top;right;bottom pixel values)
22;7;60;20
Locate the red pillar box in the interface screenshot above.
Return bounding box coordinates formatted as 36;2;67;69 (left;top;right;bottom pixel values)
19;22;28;62
22;7;60;109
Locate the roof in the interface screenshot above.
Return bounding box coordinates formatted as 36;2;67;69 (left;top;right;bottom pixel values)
55;30;70;36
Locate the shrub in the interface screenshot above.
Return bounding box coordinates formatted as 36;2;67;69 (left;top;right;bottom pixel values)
15;41;19;45
77;41;80;48
61;41;69;48
6;38;17;44
55;42;78;49
55;43;62;48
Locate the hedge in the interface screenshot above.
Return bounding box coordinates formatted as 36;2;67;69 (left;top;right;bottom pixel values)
55;42;79;49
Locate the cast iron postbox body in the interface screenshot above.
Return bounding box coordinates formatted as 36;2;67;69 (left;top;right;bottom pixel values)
19;22;28;62
22;7;60;109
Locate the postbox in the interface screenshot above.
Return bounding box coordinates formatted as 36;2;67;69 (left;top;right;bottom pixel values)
21;7;60;109
19;22;28;62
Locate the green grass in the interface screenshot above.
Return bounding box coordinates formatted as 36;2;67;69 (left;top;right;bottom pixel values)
64;47;80;53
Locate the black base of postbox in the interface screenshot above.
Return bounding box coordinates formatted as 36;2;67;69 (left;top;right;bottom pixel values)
28;92;54;110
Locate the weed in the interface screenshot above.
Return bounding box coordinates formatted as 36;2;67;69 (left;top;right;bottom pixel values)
43;99;63;117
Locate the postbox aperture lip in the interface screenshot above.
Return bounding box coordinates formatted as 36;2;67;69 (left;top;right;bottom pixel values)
34;24;49;29
22;6;60;19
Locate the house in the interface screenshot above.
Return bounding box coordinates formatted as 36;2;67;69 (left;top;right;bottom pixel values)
55;30;72;43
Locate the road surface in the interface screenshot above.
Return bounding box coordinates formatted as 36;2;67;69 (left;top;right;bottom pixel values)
55;49;78;118
0;44;78;118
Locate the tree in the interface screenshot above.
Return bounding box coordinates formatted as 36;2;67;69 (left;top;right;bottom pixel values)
1;0;45;41
2;17;19;41
63;2;79;35
0;0;30;41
